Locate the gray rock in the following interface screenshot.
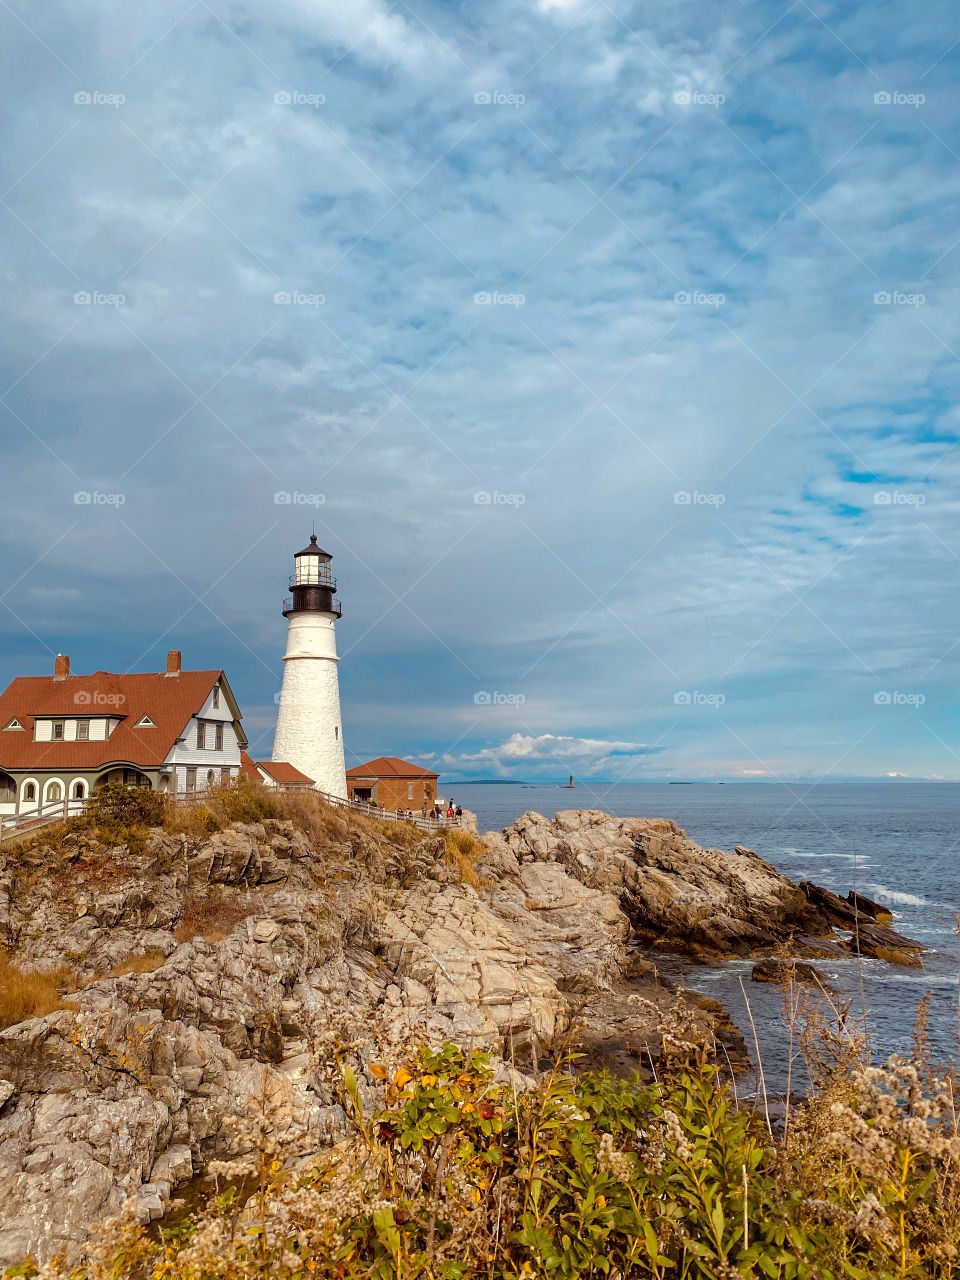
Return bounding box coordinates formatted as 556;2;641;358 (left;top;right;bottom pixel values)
0;805;871;1267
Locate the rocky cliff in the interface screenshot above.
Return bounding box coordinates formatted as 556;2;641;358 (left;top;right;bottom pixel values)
0;801;922;1264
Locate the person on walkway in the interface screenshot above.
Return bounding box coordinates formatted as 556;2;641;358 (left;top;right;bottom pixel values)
421;802;428;818
406;808;413;819
379;803;385;816
396;806;404;819
446;805;454;819
455;804;463;819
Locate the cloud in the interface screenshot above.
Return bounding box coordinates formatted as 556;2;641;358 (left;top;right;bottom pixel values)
1;0;959;782
441;732;653;777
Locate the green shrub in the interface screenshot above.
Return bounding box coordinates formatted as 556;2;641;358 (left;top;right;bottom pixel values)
37;1038;960;1280
85;782;167;828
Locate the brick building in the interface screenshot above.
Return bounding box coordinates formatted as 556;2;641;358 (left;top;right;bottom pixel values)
346;757;439;811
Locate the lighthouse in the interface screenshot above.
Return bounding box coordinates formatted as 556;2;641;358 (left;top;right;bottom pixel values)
272;535;347;798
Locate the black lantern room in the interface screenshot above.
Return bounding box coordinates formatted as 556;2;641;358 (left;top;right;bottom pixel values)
282;535;342;617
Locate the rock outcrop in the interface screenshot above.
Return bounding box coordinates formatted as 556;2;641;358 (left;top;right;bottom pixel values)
0;803;923;1264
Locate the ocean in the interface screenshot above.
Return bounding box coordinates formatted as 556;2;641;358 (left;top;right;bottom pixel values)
450;781;960;1083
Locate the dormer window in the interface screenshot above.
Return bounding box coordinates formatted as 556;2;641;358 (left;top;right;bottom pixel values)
53;721;64;741
135;715;156;728
3;718;24;731
77;721;89;740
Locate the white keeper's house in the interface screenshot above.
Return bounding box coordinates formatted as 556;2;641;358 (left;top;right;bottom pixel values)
0;649;248;817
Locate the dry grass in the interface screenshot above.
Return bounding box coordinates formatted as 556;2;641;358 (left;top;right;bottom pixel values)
103;948;167;978
174;891;256;944
0;953;78;1030
440;827;490;888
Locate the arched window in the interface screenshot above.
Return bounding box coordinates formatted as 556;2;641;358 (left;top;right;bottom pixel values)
45;781;63;803
73;781;86;800
206;769;216;786
24;782;36;802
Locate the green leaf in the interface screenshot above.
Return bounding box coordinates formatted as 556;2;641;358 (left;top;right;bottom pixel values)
373;1207;402;1262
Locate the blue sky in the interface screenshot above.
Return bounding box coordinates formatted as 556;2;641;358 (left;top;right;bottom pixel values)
1;0;959;782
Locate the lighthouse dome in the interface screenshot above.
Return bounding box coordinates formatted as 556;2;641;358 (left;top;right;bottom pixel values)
295;534;331;559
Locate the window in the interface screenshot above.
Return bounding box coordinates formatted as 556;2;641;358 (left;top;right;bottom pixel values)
73;782;86;800
46;781;62;802
407;782;414;800
77;721;89;741
53;721;64;740
3;718;23;731
123;769;141;786
215;722;223;751
197;721;206;749
220;767;231;784
334;725;339;739
24;782;36;801
206;769;216;786
186;767;197;792
135;715;155;728
212;686;220;709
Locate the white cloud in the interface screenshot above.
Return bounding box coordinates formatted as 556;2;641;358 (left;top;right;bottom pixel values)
443;732;649;776
272;0;446;69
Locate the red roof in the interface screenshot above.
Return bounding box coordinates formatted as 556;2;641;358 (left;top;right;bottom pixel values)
346;756;438;779
239;751;313;785
239;750;261;780
0;669;240;772
257;761;314;784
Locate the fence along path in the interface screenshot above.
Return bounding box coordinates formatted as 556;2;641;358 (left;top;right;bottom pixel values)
2;783;462;841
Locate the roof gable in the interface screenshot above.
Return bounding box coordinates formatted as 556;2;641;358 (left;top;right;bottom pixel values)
0;668;236;772
346;756;439;779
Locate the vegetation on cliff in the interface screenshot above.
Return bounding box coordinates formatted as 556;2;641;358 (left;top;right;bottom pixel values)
19;1015;960;1280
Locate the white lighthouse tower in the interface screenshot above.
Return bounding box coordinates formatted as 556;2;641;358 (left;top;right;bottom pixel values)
272;534;347;798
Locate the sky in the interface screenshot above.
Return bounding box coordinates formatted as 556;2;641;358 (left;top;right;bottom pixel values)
1;0;959;783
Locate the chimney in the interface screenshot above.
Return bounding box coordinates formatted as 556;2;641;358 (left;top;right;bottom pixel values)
165;649;182;677
53;654;70;680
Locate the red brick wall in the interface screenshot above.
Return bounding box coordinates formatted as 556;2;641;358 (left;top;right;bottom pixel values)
348;775;437;810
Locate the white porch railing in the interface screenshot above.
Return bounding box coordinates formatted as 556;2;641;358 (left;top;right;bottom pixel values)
0;797;88;839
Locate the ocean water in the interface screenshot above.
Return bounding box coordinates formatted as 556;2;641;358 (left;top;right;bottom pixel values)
451;782;960;1081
